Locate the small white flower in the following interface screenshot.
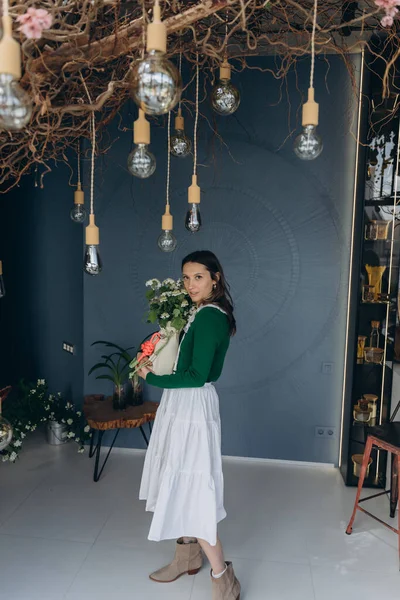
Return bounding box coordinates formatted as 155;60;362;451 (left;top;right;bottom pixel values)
37;379;45;385
160;312;170;320
13;440;22;447
66;402;73;409
78;448;85;454
67;419;73;425
67;432;75;439
76;411;82;417
181;300;189;307
20;432;26;439
9;452;18;462
61;419;65;423
84;425;90;433
25;425;31;431
45;405;50;411
31;425;37;432
75;437;80;443
145;279;153;287
2;455;9;462
159;293;168;303
171;290;182;296
162;278;176;287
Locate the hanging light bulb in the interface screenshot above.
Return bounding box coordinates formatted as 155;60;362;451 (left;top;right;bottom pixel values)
0;260;5;298
185;175;202;232
127;109;156;178
70;144;86;222
293;0;323;161
158;111;177;252
185;58;202;233
170;108;191;157
0;8;32;130
83;106;102;275
84;214;102;275
293;88;323;160
211;59;240;116
158;205;177;252
131;0;181;116
70;183;86;222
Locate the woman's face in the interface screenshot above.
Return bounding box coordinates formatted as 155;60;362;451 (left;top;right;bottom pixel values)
182;262;216;306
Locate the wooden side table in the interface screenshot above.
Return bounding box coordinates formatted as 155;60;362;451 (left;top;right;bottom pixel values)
83;394;158;482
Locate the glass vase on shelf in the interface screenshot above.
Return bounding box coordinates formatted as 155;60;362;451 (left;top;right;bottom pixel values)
357;335;367;364
370;320;380;348
365;265;386;301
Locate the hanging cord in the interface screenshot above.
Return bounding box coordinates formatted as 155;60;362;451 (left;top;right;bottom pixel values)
166;110;171;206
90;112;95;215
141;0;146;59
224;9;228;59
310;0;318;89
77;140;81;186
178;49;182;111
193;55;199;176
81;74;95;215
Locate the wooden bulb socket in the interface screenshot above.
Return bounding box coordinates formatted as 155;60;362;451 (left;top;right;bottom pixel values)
146;0;167;54
85;214;99;245
134;109;150;145
219;59;231;81
302;87;319;127
162;205;173;230
188;174;200;205
0;16;21;80
74;183;84;205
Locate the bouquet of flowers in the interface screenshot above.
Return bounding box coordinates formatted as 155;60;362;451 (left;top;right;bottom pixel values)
129;277;195;377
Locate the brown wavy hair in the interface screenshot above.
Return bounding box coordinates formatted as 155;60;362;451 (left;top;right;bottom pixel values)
182;250;236;336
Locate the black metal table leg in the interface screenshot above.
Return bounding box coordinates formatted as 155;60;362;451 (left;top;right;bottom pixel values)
139;425;149;446
89;428;97;458
390;452;398;518
92;429;120;482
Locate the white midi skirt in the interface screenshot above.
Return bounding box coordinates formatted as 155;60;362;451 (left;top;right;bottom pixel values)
139;382;226;546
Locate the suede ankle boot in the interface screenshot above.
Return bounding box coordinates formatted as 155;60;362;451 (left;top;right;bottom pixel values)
210;562;241;600
149;537;203;583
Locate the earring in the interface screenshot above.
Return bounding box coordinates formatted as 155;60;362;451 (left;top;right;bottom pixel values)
213;284;216;290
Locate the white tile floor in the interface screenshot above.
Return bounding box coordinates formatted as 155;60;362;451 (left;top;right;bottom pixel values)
0;434;399;600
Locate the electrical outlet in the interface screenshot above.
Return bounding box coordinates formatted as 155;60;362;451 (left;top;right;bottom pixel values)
62;342;74;355
315;426;336;439
322;362;334;374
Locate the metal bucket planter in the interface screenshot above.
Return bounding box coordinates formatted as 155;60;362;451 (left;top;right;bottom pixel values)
46;421;68;445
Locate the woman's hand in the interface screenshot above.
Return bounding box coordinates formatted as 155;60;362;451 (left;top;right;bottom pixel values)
137;363;153;380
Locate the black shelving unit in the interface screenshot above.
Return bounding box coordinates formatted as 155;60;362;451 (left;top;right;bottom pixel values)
340;46;400;488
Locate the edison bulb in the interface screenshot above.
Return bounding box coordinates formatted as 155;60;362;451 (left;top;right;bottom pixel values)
158;230;177;252
0;74;32;130
185;204;202;233
170;129;191;158
84;245;102;276
211;79;240;116
70;204;87;223
0;416;12;451
131;50;181;116
127;144;156;178
293;125;323;160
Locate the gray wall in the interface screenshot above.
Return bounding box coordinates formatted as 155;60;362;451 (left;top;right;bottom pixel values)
84;55;361;464
0;161;84;402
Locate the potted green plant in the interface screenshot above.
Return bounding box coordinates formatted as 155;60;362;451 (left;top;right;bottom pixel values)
88;341;137;410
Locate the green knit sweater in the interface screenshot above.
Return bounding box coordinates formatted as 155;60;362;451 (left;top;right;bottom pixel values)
146;305;230;389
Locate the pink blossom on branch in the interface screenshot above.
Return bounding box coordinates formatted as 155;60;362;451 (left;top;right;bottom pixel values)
16;7;53;40
374;0;400;26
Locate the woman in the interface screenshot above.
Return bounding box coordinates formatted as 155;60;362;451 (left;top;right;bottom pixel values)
137;250;240;600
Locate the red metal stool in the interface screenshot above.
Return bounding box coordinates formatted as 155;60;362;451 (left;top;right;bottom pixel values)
346;422;400;566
